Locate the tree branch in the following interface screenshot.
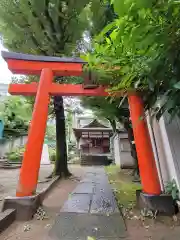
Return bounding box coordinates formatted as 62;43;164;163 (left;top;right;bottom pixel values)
20;15;48;55
28;0;57;53
44;0;60;47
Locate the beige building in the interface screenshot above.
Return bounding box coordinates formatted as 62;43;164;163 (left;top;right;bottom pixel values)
147;113;180;192
0;83;8;98
111;132;135;168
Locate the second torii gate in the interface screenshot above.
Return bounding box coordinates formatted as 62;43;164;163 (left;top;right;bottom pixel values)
2;51;161;198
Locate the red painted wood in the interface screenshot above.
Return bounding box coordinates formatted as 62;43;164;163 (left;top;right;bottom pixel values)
128;94;161;195
8;83;38;96
16;69;53;197
7;59;83;76
8;83;109;97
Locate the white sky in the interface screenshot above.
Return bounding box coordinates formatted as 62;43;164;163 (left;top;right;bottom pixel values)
0;43;12;84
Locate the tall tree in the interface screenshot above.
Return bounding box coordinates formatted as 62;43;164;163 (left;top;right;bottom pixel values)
85;0;180;121
0;0;102;177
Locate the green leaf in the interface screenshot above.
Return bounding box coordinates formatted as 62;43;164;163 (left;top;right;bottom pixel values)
87;237;96;240
96;21;116;41
173;81;180;89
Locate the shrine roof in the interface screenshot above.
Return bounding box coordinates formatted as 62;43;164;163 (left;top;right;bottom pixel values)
73;127;113;139
1;51;87;64
73;128;112;132
82;119;109;129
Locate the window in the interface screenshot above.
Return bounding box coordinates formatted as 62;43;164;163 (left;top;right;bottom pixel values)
92;139;102;147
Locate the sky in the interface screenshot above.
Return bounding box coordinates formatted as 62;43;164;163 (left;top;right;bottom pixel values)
0;43;12;84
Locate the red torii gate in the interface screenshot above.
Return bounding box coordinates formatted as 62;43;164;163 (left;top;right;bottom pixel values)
2;51;161;198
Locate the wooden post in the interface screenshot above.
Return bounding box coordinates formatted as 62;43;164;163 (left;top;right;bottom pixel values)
16;69;53;197
128;94;161;195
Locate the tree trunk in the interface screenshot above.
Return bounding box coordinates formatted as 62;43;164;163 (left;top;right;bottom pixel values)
54;96;71;177
123;120;140;180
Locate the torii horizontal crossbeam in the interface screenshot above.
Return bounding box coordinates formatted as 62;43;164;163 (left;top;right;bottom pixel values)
8;83;109;96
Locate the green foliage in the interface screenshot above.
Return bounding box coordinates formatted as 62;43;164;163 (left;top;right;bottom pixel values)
0;0;111;56
86;0;180;120
48;147;56;163
165;179;179;200
87;0;116;36
45;125;56;162
6;146;25;162
81;96;129;131
87;237;96;240
0;0;89;54
46;124;56;141
0;96;32;137
105;165;141;208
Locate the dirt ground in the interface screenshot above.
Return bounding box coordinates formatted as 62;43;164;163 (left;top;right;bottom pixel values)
106;165;180;240
1;165;180;240
123;206;180;240
0;165;55;211
0;165;86;240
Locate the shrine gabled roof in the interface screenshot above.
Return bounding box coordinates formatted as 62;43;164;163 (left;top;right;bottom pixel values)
1;51;87;64
73;127;113;139
82;119;109;129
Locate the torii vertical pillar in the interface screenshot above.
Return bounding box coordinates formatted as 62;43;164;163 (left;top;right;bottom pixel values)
128;94;161;195
16;69;53;197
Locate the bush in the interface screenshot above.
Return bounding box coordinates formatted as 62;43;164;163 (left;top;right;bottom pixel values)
6;146;56;163
6;146;25;162
48;147;56;163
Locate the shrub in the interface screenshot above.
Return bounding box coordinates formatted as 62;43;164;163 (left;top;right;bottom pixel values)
48;147;56;163
6;146;57;163
6;146;25;162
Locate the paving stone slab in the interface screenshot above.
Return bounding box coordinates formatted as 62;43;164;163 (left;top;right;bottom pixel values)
49;213;127;240
80;177;106;184
94;181;113;192
90;190;119;214
61;194;93;213
47;237;126;240
81;173;109;185
72;182;95;194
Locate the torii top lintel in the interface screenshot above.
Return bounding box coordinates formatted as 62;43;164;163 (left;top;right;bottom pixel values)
1;51;87;76
2;51;110;97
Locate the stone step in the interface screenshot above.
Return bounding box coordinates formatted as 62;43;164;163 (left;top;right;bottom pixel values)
0;209;16;233
49;212;127;240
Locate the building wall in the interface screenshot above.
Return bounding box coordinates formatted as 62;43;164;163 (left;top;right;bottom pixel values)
79;137;110;155
146;114;165;190
0;135;27;157
0;83;9;97
160;114;180;190
147;112;180;193
112;133;135;168
113;134;121;165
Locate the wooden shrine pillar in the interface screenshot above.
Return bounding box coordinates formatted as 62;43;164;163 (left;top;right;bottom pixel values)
128;94;161;195
16;69;53;197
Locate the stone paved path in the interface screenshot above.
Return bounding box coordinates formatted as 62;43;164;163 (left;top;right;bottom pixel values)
47;167;127;240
